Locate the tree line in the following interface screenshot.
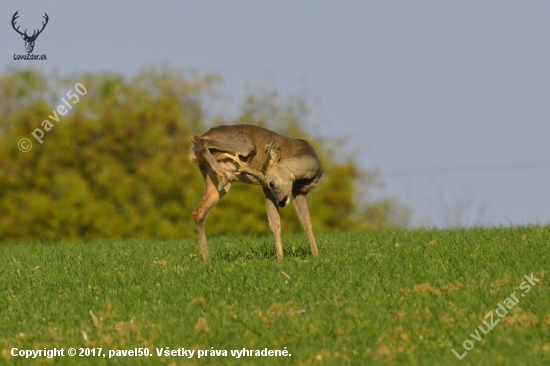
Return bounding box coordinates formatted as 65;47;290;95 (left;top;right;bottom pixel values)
0;67;408;243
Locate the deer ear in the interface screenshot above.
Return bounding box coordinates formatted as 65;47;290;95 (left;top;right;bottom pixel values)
263;139;281;168
21;34;25;40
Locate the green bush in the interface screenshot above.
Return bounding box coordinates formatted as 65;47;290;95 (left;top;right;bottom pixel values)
0;67;408;243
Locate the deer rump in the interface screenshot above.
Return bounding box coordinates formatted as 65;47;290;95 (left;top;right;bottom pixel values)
190;125;260;185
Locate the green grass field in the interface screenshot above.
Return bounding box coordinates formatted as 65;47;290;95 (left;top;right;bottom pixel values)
1;228;549;365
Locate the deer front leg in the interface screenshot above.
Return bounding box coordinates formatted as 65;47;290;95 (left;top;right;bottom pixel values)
263;188;283;260
293;193;318;257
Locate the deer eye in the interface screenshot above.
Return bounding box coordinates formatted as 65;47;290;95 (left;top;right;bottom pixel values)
269;181;275;188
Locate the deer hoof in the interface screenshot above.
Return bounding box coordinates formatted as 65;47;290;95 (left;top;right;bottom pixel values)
217;176;229;192
190;136;208;153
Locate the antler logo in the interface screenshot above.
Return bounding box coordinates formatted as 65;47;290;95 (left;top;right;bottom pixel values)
12;10;49;54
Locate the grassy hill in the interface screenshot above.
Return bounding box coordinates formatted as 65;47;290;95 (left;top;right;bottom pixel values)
1;227;549;365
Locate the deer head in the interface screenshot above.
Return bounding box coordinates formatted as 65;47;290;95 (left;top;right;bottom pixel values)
225;139;295;207
260;140;295;207
12;11;49;54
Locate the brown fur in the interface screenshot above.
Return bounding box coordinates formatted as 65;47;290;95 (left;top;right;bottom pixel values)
190;124;323;261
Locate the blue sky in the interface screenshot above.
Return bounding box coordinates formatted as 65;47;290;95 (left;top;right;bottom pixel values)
2;1;550;227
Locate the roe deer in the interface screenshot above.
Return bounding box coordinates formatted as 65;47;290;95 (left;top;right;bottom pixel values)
189;124;323;261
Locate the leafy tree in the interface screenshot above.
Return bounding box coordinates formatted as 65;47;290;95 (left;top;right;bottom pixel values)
0;67;408;243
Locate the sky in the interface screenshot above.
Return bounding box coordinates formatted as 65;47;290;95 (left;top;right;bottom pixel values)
2;1;549;227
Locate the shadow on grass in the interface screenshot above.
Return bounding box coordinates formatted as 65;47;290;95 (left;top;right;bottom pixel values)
214;241;313;262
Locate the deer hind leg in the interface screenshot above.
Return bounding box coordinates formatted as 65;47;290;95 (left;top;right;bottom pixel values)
293;193;318;257
263;188;284;260
190;135;231;191
193;166;231;261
